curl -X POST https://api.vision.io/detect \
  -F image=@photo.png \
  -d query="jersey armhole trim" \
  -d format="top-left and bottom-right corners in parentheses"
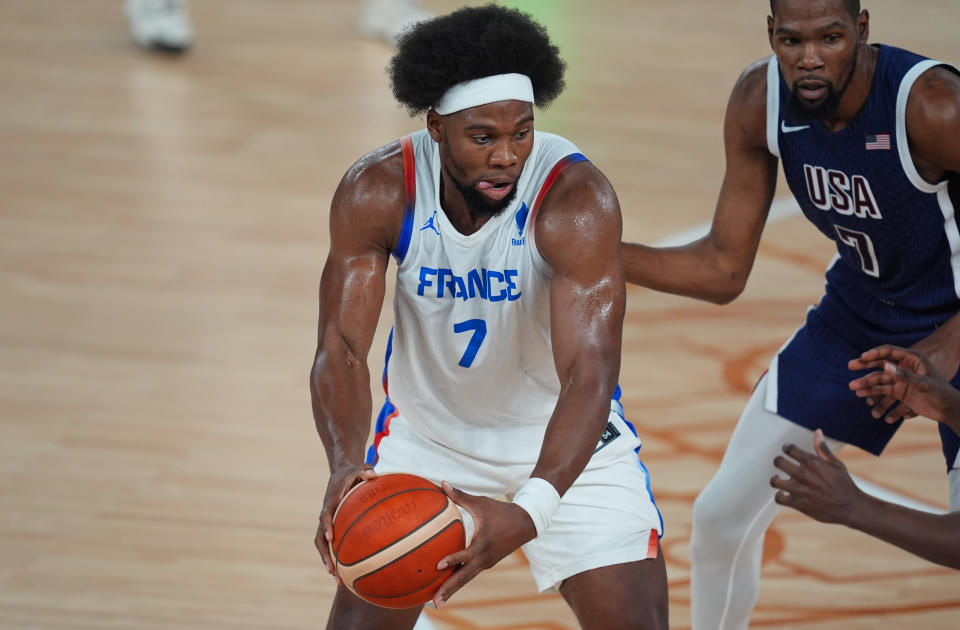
top-left (392, 134), bottom-right (417, 264)
top-left (766, 55), bottom-right (781, 158)
top-left (528, 152), bottom-right (589, 274)
top-left (895, 60), bottom-right (947, 194)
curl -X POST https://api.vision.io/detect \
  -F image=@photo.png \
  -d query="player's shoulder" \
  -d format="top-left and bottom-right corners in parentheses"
top-left (724, 57), bottom-right (773, 149)
top-left (534, 156), bottom-right (620, 257)
top-left (903, 64), bottom-right (960, 176)
top-left (527, 130), bottom-right (616, 224)
top-left (329, 140), bottom-right (406, 248)
top-left (539, 158), bottom-right (617, 223)
top-left (907, 64), bottom-right (960, 126)
top-left (336, 140), bottom-right (405, 209)
top-left (729, 57), bottom-right (771, 113)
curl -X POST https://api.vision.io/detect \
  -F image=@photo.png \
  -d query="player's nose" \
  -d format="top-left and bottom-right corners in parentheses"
top-left (798, 43), bottom-right (824, 71)
top-left (489, 139), bottom-right (518, 168)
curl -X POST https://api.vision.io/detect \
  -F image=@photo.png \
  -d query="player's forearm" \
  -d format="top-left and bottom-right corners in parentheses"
top-left (310, 345), bottom-right (373, 472)
top-left (621, 239), bottom-right (747, 304)
top-left (844, 495), bottom-right (960, 570)
top-left (532, 375), bottom-right (618, 496)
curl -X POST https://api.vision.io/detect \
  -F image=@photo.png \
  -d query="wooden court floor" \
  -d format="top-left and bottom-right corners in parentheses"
top-left (1, 1), bottom-right (958, 628)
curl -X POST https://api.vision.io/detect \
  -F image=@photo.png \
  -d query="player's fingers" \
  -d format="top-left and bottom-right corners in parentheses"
top-left (883, 401), bottom-right (911, 424)
top-left (319, 502), bottom-right (336, 540)
top-left (851, 384), bottom-right (894, 399)
top-left (436, 545), bottom-right (471, 572)
top-left (340, 469), bottom-right (374, 500)
top-left (847, 357), bottom-right (886, 371)
top-left (812, 429), bottom-right (839, 463)
top-left (772, 489), bottom-right (794, 507)
top-left (781, 443), bottom-right (814, 462)
top-left (441, 480), bottom-right (476, 509)
top-left (885, 361), bottom-right (923, 385)
top-left (870, 395), bottom-right (898, 419)
top-left (770, 475), bottom-right (799, 492)
top-left (849, 370), bottom-right (892, 390)
top-left (773, 454), bottom-right (801, 475)
top-left (853, 344), bottom-right (901, 366)
top-left (433, 561), bottom-right (480, 609)
top-left (315, 519), bottom-right (335, 574)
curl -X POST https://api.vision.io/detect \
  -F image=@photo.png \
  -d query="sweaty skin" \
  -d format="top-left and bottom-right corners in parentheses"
top-left (310, 100), bottom-right (666, 625)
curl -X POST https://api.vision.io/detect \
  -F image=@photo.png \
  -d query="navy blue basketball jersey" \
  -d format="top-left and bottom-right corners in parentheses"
top-left (768, 45), bottom-right (960, 332)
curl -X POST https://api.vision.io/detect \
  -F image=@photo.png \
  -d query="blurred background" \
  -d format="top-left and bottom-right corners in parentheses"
top-left (1, 1), bottom-right (958, 628)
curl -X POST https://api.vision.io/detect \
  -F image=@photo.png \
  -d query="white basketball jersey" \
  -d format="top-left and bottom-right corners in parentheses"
top-left (374, 128), bottom-right (638, 465)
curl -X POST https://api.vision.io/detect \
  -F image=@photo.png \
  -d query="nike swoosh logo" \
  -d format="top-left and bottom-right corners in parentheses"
top-left (781, 121), bottom-right (811, 133)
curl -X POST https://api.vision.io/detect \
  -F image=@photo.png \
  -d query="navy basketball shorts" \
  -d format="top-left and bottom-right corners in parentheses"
top-left (766, 293), bottom-right (960, 471)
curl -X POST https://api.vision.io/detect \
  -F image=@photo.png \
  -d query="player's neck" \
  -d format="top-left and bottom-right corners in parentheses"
top-left (820, 44), bottom-right (879, 132)
top-left (438, 171), bottom-right (497, 236)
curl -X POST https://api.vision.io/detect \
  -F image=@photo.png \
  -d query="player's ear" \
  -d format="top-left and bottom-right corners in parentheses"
top-left (857, 10), bottom-right (869, 43)
top-left (427, 109), bottom-right (444, 143)
top-left (766, 15), bottom-right (775, 49)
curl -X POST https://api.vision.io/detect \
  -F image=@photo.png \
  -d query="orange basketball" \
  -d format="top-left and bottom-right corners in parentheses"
top-left (329, 473), bottom-right (466, 609)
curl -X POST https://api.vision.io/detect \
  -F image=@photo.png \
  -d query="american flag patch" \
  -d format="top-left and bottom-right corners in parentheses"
top-left (865, 133), bottom-right (891, 151)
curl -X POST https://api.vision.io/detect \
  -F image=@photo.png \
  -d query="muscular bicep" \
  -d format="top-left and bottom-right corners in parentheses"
top-left (537, 164), bottom-right (625, 387)
top-left (316, 247), bottom-right (387, 362)
top-left (907, 66), bottom-right (960, 179)
top-left (316, 158), bottom-right (401, 360)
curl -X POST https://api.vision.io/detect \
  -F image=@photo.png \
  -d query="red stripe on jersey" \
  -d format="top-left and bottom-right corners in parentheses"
top-left (401, 135), bottom-right (416, 211)
top-left (371, 407), bottom-right (398, 461)
top-left (529, 153), bottom-right (588, 227)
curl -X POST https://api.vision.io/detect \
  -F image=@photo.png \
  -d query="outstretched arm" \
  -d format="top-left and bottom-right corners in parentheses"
top-left (310, 144), bottom-right (403, 577)
top-left (622, 61), bottom-right (778, 304)
top-left (432, 160), bottom-right (627, 606)
top-left (772, 430), bottom-right (960, 570)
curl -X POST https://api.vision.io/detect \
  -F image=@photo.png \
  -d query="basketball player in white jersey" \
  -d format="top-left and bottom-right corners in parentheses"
top-left (310, 6), bottom-right (665, 630)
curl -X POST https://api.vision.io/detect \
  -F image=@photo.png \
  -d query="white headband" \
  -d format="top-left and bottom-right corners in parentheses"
top-left (434, 73), bottom-right (535, 115)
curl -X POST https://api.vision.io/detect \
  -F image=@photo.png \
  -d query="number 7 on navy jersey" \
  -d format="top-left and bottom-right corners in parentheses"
top-left (834, 225), bottom-right (880, 278)
top-left (453, 319), bottom-right (487, 368)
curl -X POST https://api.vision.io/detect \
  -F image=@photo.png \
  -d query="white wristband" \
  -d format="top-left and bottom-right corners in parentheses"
top-left (512, 477), bottom-right (561, 536)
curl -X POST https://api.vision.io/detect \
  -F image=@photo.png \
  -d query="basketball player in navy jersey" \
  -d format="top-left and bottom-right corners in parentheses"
top-left (621, 0), bottom-right (960, 628)
top-left (311, 7), bottom-right (666, 630)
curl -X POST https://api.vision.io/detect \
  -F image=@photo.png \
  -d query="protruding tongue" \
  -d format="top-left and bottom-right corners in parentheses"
top-left (476, 180), bottom-right (513, 200)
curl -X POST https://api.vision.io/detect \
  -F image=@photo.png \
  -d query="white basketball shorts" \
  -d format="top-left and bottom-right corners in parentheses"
top-left (372, 413), bottom-right (664, 593)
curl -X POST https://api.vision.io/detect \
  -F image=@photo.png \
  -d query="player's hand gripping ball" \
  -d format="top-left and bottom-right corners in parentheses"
top-left (329, 473), bottom-right (466, 609)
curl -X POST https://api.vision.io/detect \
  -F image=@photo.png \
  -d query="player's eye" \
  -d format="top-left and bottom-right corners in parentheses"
top-left (825, 33), bottom-right (841, 44)
top-left (472, 135), bottom-right (491, 145)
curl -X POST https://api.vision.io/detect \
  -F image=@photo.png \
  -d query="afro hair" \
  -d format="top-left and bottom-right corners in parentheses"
top-left (389, 4), bottom-right (566, 116)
